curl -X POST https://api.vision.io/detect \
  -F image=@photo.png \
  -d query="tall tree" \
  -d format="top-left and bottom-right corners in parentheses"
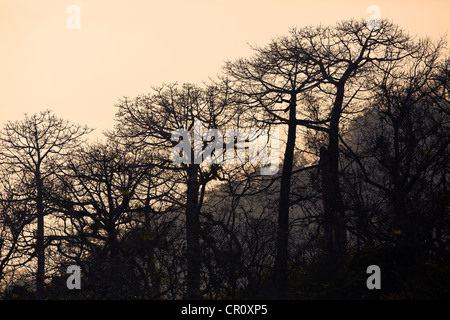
top-left (0, 180), bottom-right (31, 290)
top-left (50, 139), bottom-right (162, 298)
top-left (114, 83), bottom-right (235, 298)
top-left (224, 19), bottom-right (422, 297)
top-left (292, 20), bottom-right (419, 264)
top-left (0, 110), bottom-right (91, 299)
top-left (224, 32), bottom-right (323, 298)
top-left (342, 36), bottom-right (448, 256)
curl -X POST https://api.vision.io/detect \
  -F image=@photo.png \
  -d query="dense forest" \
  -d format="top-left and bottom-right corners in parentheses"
top-left (0, 19), bottom-right (449, 300)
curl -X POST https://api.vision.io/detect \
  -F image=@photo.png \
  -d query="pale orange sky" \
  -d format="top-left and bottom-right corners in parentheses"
top-left (1, 0), bottom-right (449, 138)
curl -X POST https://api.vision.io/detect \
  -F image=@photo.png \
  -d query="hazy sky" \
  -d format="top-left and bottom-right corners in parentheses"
top-left (1, 0), bottom-right (449, 138)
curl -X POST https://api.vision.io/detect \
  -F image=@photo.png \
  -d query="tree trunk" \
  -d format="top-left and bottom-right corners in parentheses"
top-left (274, 96), bottom-right (297, 299)
top-left (143, 192), bottom-right (161, 298)
top-left (107, 219), bottom-right (122, 299)
top-left (35, 171), bottom-right (45, 300)
top-left (320, 146), bottom-right (334, 261)
top-left (185, 164), bottom-right (201, 299)
top-left (321, 86), bottom-right (347, 263)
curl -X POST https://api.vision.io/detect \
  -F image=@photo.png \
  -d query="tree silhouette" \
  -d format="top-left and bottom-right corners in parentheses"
top-left (113, 83), bottom-right (237, 298)
top-left (0, 110), bottom-right (91, 299)
top-left (0, 19), bottom-right (449, 301)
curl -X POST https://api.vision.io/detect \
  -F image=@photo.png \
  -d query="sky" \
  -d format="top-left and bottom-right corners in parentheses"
top-left (1, 0), bottom-right (449, 139)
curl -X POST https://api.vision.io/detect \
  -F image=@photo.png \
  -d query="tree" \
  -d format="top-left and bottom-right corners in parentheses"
top-left (114, 83), bottom-right (236, 298)
top-left (0, 182), bottom-right (31, 292)
top-left (224, 28), bottom-right (324, 298)
top-left (292, 20), bottom-right (422, 265)
top-left (224, 19), bottom-right (426, 297)
top-left (343, 36), bottom-right (448, 256)
top-left (49, 138), bottom-right (166, 298)
top-left (0, 110), bottom-right (91, 299)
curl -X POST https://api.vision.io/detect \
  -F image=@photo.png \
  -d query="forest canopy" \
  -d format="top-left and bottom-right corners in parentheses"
top-left (0, 19), bottom-right (449, 300)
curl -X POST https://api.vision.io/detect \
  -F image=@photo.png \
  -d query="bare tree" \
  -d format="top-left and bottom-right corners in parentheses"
top-left (49, 138), bottom-right (166, 298)
top-left (0, 182), bottom-right (32, 293)
top-left (224, 30), bottom-right (324, 298)
top-left (224, 19), bottom-right (425, 297)
top-left (291, 20), bottom-right (422, 264)
top-left (113, 82), bottom-right (236, 298)
top-left (0, 110), bottom-right (91, 299)
top-left (342, 36), bottom-right (448, 256)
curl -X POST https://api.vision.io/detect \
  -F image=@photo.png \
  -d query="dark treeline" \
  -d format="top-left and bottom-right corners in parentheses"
top-left (0, 19), bottom-right (449, 299)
